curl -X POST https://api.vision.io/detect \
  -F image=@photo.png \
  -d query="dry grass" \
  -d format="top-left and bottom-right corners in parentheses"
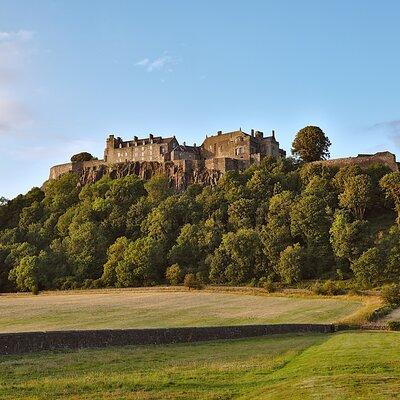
top-left (0, 287), bottom-right (367, 333)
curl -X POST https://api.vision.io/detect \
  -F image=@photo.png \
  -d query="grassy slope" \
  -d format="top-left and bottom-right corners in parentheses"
top-left (1, 332), bottom-right (400, 399)
top-left (0, 289), bottom-right (364, 332)
top-left (248, 331), bottom-right (400, 399)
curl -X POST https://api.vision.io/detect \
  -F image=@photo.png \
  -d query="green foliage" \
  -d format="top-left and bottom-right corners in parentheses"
top-left (70, 152), bottom-right (95, 162)
top-left (339, 174), bottom-right (372, 220)
top-left (183, 273), bottom-right (203, 290)
top-left (209, 228), bottom-right (264, 285)
top-left (166, 264), bottom-right (183, 285)
top-left (381, 284), bottom-right (400, 305)
top-left (351, 247), bottom-right (382, 288)
top-left (380, 172), bottom-right (400, 224)
top-left (1, 146), bottom-right (399, 293)
top-left (291, 126), bottom-right (331, 162)
top-left (8, 251), bottom-right (48, 293)
top-left (330, 210), bottom-right (371, 263)
top-left (312, 280), bottom-right (344, 296)
top-left (277, 243), bottom-right (306, 284)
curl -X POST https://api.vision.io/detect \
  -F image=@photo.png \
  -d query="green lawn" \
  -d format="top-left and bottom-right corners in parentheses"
top-left (1, 332), bottom-right (400, 399)
top-left (0, 289), bottom-right (363, 332)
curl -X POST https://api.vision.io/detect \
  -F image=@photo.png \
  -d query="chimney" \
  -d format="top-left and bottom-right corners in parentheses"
top-left (134, 135), bottom-right (138, 141)
top-left (251, 129), bottom-right (254, 137)
top-left (183, 141), bottom-right (186, 146)
top-left (193, 143), bottom-right (196, 147)
top-left (272, 130), bottom-right (275, 138)
top-left (149, 133), bottom-right (154, 139)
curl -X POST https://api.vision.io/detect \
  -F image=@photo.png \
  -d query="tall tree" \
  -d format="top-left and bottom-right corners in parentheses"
top-left (380, 172), bottom-right (400, 224)
top-left (339, 174), bottom-right (372, 220)
top-left (292, 126), bottom-right (331, 162)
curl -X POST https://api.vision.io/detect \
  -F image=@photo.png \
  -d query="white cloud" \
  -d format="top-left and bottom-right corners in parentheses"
top-left (135, 53), bottom-right (179, 73)
top-left (135, 58), bottom-right (149, 67)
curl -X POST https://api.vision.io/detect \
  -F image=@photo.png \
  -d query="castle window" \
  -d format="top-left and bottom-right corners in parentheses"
top-left (235, 147), bottom-right (244, 156)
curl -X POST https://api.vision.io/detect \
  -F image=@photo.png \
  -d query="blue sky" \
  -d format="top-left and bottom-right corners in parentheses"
top-left (1, 0), bottom-right (399, 198)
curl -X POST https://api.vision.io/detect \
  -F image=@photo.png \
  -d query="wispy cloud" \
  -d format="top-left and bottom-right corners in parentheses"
top-left (135, 53), bottom-right (179, 73)
top-left (135, 58), bottom-right (149, 67)
top-left (370, 119), bottom-right (400, 149)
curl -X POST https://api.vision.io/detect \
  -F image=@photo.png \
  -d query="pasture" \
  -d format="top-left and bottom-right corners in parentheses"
top-left (0, 288), bottom-right (364, 332)
top-left (0, 332), bottom-right (399, 399)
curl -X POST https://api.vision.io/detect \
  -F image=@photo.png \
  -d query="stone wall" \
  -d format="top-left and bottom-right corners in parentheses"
top-left (0, 324), bottom-right (334, 355)
top-left (314, 151), bottom-right (399, 172)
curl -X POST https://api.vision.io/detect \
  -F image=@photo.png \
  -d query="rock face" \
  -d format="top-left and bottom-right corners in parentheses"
top-left (50, 159), bottom-right (223, 190)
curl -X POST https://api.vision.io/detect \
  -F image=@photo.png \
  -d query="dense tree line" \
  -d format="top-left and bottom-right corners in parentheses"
top-left (1, 128), bottom-right (400, 293)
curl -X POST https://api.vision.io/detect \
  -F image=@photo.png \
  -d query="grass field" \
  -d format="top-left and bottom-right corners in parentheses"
top-left (0, 331), bottom-right (399, 399)
top-left (0, 288), bottom-right (364, 332)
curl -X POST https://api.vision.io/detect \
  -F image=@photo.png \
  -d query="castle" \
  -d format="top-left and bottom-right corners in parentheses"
top-left (49, 128), bottom-right (399, 189)
top-left (50, 128), bottom-right (286, 184)
top-left (103, 128), bottom-right (285, 169)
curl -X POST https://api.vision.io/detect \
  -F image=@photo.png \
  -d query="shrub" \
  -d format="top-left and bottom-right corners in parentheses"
top-left (258, 277), bottom-right (276, 293)
top-left (381, 284), bottom-right (400, 305)
top-left (166, 264), bottom-right (183, 285)
top-left (183, 273), bottom-right (203, 290)
top-left (312, 280), bottom-right (344, 296)
top-left (387, 320), bottom-right (400, 331)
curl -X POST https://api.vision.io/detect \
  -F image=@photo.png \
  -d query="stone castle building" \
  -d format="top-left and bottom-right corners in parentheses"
top-left (102, 128), bottom-right (285, 169)
top-left (49, 128), bottom-right (286, 188)
top-left (49, 127), bottom-right (399, 189)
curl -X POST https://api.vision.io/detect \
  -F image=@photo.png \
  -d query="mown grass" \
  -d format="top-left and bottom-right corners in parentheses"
top-left (1, 332), bottom-right (400, 399)
top-left (247, 331), bottom-right (400, 399)
top-left (0, 288), bottom-right (364, 332)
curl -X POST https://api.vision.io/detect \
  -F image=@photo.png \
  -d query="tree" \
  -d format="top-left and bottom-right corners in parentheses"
top-left (144, 174), bottom-right (173, 204)
top-left (277, 243), bottom-right (306, 284)
top-left (8, 251), bottom-right (48, 293)
top-left (351, 247), bottom-right (382, 288)
top-left (292, 126), bottom-right (331, 162)
top-left (70, 152), bottom-right (94, 162)
top-left (228, 198), bottom-right (257, 229)
top-left (330, 210), bottom-right (371, 264)
top-left (166, 264), bottom-right (183, 285)
top-left (339, 174), bottom-right (372, 220)
top-left (208, 228), bottom-right (264, 285)
top-left (380, 172), bottom-right (400, 224)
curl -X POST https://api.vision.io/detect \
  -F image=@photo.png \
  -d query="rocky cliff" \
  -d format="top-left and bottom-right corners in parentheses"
top-left (50, 160), bottom-right (223, 190)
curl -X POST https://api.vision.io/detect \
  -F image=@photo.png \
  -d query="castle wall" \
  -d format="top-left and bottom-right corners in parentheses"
top-left (314, 151), bottom-right (399, 172)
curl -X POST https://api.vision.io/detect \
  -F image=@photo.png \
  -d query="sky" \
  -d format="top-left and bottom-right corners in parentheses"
top-left (1, 0), bottom-right (400, 199)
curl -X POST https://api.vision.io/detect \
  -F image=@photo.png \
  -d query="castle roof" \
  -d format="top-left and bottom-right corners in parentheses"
top-left (172, 144), bottom-right (201, 154)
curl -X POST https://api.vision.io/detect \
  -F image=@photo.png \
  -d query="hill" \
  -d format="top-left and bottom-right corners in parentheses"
top-left (0, 156), bottom-right (399, 293)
